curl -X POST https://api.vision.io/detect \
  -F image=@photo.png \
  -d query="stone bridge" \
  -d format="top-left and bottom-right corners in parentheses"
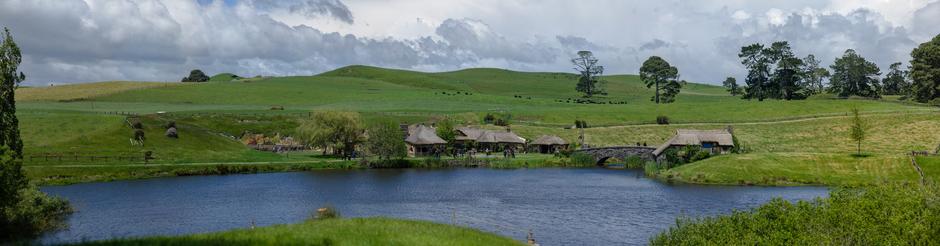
top-left (573, 146), bottom-right (657, 165)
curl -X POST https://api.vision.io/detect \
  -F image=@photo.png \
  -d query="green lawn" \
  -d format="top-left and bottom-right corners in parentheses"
top-left (73, 217), bottom-right (523, 246)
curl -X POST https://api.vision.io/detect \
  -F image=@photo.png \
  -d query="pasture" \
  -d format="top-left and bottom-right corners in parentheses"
top-left (14, 65), bottom-right (940, 185)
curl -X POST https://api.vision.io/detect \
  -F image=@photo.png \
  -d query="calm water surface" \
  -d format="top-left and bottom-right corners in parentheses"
top-left (40, 168), bottom-right (827, 245)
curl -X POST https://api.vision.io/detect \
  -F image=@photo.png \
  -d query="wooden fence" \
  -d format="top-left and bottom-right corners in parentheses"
top-left (27, 152), bottom-right (154, 163)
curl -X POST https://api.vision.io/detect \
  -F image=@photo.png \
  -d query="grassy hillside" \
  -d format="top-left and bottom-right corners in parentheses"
top-left (12, 65), bottom-right (940, 185)
top-left (74, 217), bottom-right (523, 246)
top-left (209, 73), bottom-right (240, 82)
top-left (15, 81), bottom-right (178, 102)
top-left (16, 65), bottom-right (928, 126)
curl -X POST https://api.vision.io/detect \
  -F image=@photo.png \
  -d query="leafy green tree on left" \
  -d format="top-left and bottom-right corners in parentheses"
top-left (0, 27), bottom-right (71, 242)
top-left (365, 119), bottom-right (406, 161)
top-left (639, 56), bottom-right (682, 103)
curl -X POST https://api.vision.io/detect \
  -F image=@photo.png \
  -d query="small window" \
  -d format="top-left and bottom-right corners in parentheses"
top-left (702, 142), bottom-right (714, 148)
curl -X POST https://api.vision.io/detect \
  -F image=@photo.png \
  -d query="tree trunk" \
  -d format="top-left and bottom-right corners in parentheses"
top-left (655, 81), bottom-right (660, 104)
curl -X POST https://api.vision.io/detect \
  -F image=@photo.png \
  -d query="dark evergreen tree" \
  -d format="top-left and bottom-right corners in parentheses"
top-left (881, 62), bottom-right (910, 96)
top-left (829, 49), bottom-right (881, 98)
top-left (910, 34), bottom-right (940, 103)
top-left (639, 56), bottom-right (682, 103)
top-left (181, 69), bottom-right (210, 82)
top-left (722, 77), bottom-right (742, 96)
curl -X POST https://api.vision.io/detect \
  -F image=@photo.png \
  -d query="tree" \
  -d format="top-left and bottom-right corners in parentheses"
top-left (801, 54), bottom-right (830, 94)
top-left (910, 34), bottom-right (940, 103)
top-left (0, 28), bottom-right (24, 158)
top-left (435, 118), bottom-right (456, 154)
top-left (849, 107), bottom-right (867, 156)
top-left (181, 69), bottom-right (210, 82)
top-left (829, 49), bottom-right (881, 98)
top-left (0, 27), bottom-right (71, 242)
top-left (571, 51), bottom-right (606, 98)
top-left (296, 111), bottom-right (365, 160)
top-left (365, 120), bottom-right (406, 161)
top-left (739, 43), bottom-right (772, 101)
top-left (639, 56), bottom-right (682, 103)
top-left (722, 77), bottom-right (743, 96)
top-left (882, 62), bottom-right (910, 96)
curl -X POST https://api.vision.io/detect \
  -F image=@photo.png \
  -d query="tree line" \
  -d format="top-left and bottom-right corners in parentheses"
top-left (728, 34), bottom-right (940, 103)
top-left (571, 33), bottom-right (940, 105)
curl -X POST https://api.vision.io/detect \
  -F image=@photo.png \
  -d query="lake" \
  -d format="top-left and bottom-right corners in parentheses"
top-left (40, 168), bottom-right (827, 245)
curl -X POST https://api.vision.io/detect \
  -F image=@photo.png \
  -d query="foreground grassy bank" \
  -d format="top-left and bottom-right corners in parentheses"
top-left (651, 183), bottom-right (940, 245)
top-left (73, 217), bottom-right (523, 246)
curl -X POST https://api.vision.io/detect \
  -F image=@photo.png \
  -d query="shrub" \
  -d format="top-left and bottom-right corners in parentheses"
top-left (494, 118), bottom-right (510, 126)
top-left (164, 121), bottom-right (176, 129)
top-left (483, 113), bottom-right (496, 124)
top-left (0, 147), bottom-right (72, 242)
top-left (623, 156), bottom-right (646, 169)
top-left (181, 69), bottom-right (210, 82)
top-left (930, 98), bottom-right (940, 107)
top-left (651, 183), bottom-right (940, 245)
top-left (656, 115), bottom-right (670, 125)
top-left (643, 162), bottom-right (662, 176)
top-left (570, 152), bottom-right (595, 166)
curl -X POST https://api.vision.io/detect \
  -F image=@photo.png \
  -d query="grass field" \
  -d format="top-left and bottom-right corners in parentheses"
top-left (74, 217), bottom-right (523, 246)
top-left (13, 65), bottom-right (940, 186)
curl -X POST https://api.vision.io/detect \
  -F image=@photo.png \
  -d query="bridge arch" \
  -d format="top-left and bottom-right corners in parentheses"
top-left (573, 147), bottom-right (656, 166)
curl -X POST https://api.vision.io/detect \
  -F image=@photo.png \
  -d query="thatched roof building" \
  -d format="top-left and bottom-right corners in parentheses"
top-left (531, 135), bottom-right (567, 146)
top-left (405, 124), bottom-right (446, 157)
top-left (405, 125), bottom-right (447, 145)
top-left (530, 135), bottom-right (568, 154)
top-left (475, 130), bottom-right (526, 144)
top-left (653, 128), bottom-right (734, 156)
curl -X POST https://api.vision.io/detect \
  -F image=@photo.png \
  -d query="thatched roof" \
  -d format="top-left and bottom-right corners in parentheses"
top-left (653, 129), bottom-right (734, 156)
top-left (455, 127), bottom-right (486, 141)
top-left (531, 135), bottom-right (567, 146)
top-left (405, 125), bottom-right (447, 145)
top-left (475, 130), bottom-right (526, 144)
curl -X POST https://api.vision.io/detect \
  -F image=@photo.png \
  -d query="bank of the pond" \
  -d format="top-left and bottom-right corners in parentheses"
top-left (70, 217), bottom-right (523, 246)
top-left (651, 153), bottom-right (936, 186)
top-left (27, 154), bottom-right (586, 185)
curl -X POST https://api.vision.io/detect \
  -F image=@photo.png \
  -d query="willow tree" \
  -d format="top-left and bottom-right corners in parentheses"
top-left (571, 51), bottom-right (605, 98)
top-left (296, 111), bottom-right (365, 159)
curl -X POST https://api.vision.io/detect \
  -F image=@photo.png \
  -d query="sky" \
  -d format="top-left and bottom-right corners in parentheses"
top-left (2, 0), bottom-right (939, 86)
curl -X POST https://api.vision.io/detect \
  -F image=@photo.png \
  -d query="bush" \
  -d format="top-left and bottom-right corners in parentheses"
top-left (494, 118), bottom-right (509, 126)
top-left (623, 156), bottom-right (646, 169)
top-left (570, 152), bottom-right (595, 166)
top-left (483, 113), bottom-right (496, 124)
top-left (656, 116), bottom-right (670, 125)
top-left (930, 98), bottom-right (940, 106)
top-left (643, 162), bottom-right (662, 176)
top-left (181, 69), bottom-right (210, 82)
top-left (0, 147), bottom-right (72, 242)
top-left (651, 183), bottom-right (940, 245)
top-left (164, 121), bottom-right (176, 129)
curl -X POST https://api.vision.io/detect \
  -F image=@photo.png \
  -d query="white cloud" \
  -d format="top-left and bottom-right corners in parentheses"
top-left (0, 0), bottom-right (937, 85)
